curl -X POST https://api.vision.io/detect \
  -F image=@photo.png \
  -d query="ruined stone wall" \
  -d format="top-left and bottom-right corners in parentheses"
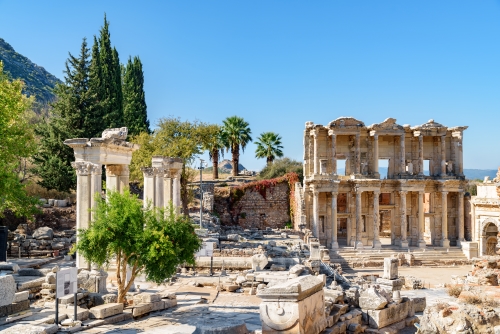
top-left (214, 182), bottom-right (291, 229)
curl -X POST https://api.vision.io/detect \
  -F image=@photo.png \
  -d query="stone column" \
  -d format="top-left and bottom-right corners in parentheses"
top-left (154, 167), bottom-right (165, 209)
top-left (373, 190), bottom-right (381, 249)
top-left (441, 191), bottom-right (450, 247)
top-left (400, 190), bottom-right (409, 248)
top-left (400, 134), bottom-right (406, 175)
top-left (418, 191), bottom-right (426, 248)
top-left (312, 130), bottom-right (318, 175)
top-left (373, 134), bottom-right (379, 178)
top-left (355, 188), bottom-right (363, 249)
top-left (355, 134), bottom-right (361, 174)
top-left (89, 164), bottom-right (102, 220)
top-left (440, 136), bottom-right (446, 178)
top-left (418, 134), bottom-right (424, 175)
top-left (172, 170), bottom-right (182, 213)
top-left (458, 136), bottom-right (464, 176)
top-left (72, 162), bottom-right (95, 270)
top-left (163, 173), bottom-right (173, 208)
top-left (458, 191), bottom-right (465, 246)
top-left (331, 192), bottom-right (338, 249)
top-left (106, 165), bottom-right (124, 192)
top-left (142, 167), bottom-right (155, 208)
top-left (312, 189), bottom-right (320, 238)
top-left (329, 130), bottom-right (337, 175)
top-left (118, 166), bottom-right (130, 192)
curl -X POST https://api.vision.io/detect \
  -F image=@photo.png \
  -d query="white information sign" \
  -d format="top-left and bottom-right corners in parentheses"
top-left (56, 267), bottom-right (78, 298)
top-left (196, 241), bottom-right (214, 257)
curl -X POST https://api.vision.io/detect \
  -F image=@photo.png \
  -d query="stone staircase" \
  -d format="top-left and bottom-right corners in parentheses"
top-left (329, 245), bottom-right (470, 271)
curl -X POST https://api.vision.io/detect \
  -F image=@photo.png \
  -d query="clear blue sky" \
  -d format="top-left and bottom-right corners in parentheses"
top-left (1, 1), bottom-right (499, 171)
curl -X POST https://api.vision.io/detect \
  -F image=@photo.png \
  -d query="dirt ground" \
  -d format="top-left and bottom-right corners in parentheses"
top-left (344, 265), bottom-right (472, 288)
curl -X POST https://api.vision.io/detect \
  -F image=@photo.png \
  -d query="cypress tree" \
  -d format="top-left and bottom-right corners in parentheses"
top-left (87, 35), bottom-right (104, 137)
top-left (33, 38), bottom-right (92, 192)
top-left (123, 56), bottom-right (150, 137)
top-left (98, 15), bottom-right (123, 129)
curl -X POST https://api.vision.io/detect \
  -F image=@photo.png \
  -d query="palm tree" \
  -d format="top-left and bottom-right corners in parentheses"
top-left (255, 132), bottom-right (284, 164)
top-left (205, 126), bottom-right (225, 179)
top-left (221, 116), bottom-right (252, 176)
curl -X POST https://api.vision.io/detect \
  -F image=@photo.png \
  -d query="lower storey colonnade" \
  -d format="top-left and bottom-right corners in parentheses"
top-left (303, 181), bottom-right (466, 249)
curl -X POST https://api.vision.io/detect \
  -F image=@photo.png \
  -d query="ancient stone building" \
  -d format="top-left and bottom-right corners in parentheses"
top-left (469, 169), bottom-right (500, 257)
top-left (295, 117), bottom-right (468, 249)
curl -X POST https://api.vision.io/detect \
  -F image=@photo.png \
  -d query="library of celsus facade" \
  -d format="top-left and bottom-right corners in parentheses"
top-left (295, 117), bottom-right (468, 250)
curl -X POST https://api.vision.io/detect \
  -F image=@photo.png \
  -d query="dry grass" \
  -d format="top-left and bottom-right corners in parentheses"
top-left (24, 181), bottom-right (74, 201)
top-left (447, 285), bottom-right (463, 298)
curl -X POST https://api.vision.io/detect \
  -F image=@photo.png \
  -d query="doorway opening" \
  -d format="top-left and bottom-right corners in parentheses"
top-left (378, 159), bottom-right (389, 179)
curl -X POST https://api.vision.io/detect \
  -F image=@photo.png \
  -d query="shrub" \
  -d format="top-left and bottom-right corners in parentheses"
top-left (447, 285), bottom-right (463, 298)
top-left (258, 158), bottom-right (303, 182)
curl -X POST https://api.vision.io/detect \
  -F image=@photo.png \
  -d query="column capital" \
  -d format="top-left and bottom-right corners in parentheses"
top-left (399, 190), bottom-right (408, 196)
top-left (72, 161), bottom-right (100, 176)
top-left (310, 129), bottom-right (318, 137)
top-left (331, 191), bottom-right (338, 197)
top-left (106, 164), bottom-right (129, 177)
top-left (373, 189), bottom-right (381, 195)
top-left (441, 190), bottom-right (448, 195)
top-left (141, 167), bottom-right (155, 178)
top-left (328, 129), bottom-right (336, 137)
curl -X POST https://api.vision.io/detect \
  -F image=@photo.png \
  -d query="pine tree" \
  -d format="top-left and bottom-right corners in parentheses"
top-left (33, 38), bottom-right (93, 192)
top-left (123, 56), bottom-right (150, 137)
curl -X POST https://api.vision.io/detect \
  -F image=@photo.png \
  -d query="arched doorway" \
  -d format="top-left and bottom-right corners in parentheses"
top-left (482, 221), bottom-right (499, 256)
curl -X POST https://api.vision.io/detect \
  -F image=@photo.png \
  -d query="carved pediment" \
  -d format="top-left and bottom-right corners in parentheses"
top-left (367, 118), bottom-right (404, 133)
top-left (327, 117), bottom-right (365, 129)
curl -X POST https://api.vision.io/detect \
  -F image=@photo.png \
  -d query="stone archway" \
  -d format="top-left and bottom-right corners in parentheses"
top-left (480, 219), bottom-right (499, 256)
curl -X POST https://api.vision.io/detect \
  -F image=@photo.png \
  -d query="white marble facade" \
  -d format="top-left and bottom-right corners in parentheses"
top-left (295, 117), bottom-right (469, 250)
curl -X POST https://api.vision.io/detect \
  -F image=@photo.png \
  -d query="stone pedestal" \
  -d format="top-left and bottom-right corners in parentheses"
top-left (383, 258), bottom-right (398, 280)
top-left (363, 298), bottom-right (413, 329)
top-left (441, 238), bottom-right (450, 248)
top-left (400, 240), bottom-right (409, 248)
top-left (257, 275), bottom-right (326, 334)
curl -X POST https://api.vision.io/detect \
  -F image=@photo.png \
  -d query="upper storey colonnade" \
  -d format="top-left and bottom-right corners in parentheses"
top-left (304, 117), bottom-right (467, 180)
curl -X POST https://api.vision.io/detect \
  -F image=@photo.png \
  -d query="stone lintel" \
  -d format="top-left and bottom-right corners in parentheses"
top-left (257, 275), bottom-right (324, 302)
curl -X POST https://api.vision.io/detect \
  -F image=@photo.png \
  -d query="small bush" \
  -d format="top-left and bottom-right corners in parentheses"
top-left (447, 285), bottom-right (463, 298)
top-left (464, 295), bottom-right (482, 305)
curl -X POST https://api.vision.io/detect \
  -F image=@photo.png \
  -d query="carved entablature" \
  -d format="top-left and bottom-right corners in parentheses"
top-left (102, 127), bottom-right (128, 140)
top-left (326, 117), bottom-right (365, 134)
top-left (367, 118), bottom-right (404, 136)
top-left (106, 164), bottom-right (130, 177)
top-left (472, 198), bottom-right (500, 207)
top-left (411, 119), bottom-right (448, 136)
top-left (141, 167), bottom-right (155, 178)
top-left (449, 126), bottom-right (468, 140)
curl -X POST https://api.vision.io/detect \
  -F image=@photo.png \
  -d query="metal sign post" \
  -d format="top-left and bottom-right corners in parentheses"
top-left (55, 267), bottom-right (78, 325)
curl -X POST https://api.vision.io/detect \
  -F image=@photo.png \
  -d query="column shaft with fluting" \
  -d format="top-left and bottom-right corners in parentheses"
top-left (312, 190), bottom-right (319, 238)
top-left (373, 190), bottom-right (381, 248)
top-left (355, 189), bottom-right (363, 248)
top-left (331, 192), bottom-right (338, 249)
top-left (441, 191), bottom-right (450, 247)
top-left (418, 191), bottom-right (426, 248)
top-left (400, 190), bottom-right (408, 248)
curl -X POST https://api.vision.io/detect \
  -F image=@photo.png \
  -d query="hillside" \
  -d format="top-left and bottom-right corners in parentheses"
top-left (0, 38), bottom-right (61, 106)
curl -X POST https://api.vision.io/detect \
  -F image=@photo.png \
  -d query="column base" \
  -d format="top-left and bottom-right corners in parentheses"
top-left (400, 240), bottom-right (409, 249)
top-left (441, 238), bottom-right (450, 248)
top-left (457, 239), bottom-right (465, 247)
top-left (373, 240), bottom-right (382, 249)
top-left (331, 241), bottom-right (339, 250)
top-left (355, 241), bottom-right (364, 249)
top-left (417, 240), bottom-right (426, 248)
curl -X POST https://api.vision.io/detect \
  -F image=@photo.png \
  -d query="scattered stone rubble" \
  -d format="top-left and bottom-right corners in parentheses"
top-left (7, 224), bottom-right (76, 257)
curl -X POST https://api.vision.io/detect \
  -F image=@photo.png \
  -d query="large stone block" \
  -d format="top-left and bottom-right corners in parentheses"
top-left (383, 258), bottom-right (398, 280)
top-left (251, 254), bottom-right (269, 270)
top-left (133, 303), bottom-right (153, 317)
top-left (365, 299), bottom-right (413, 329)
top-left (258, 275), bottom-right (326, 334)
top-left (1, 323), bottom-right (58, 334)
top-left (0, 299), bottom-right (30, 317)
top-left (13, 291), bottom-right (30, 303)
top-left (0, 275), bottom-right (16, 307)
top-left (0, 262), bottom-right (20, 273)
top-left (33, 226), bottom-right (54, 240)
top-left (89, 303), bottom-right (124, 319)
top-left (164, 298), bottom-right (177, 309)
top-left (359, 287), bottom-right (388, 310)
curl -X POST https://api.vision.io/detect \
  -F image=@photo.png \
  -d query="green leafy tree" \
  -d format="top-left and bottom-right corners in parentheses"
top-left (221, 116), bottom-right (252, 176)
top-left (33, 39), bottom-right (93, 192)
top-left (76, 190), bottom-right (201, 303)
top-left (130, 117), bottom-right (217, 214)
top-left (258, 157), bottom-right (303, 182)
top-left (0, 61), bottom-right (39, 217)
top-left (255, 131), bottom-right (284, 164)
top-left (122, 56), bottom-right (150, 136)
top-left (203, 125), bottom-right (225, 180)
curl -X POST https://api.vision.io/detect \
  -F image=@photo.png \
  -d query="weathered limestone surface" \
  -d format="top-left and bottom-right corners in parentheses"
top-left (258, 275), bottom-right (326, 334)
top-left (132, 303), bottom-right (153, 317)
top-left (89, 303), bottom-right (124, 319)
top-left (358, 287), bottom-right (388, 310)
top-left (364, 299), bottom-right (413, 329)
top-left (0, 275), bottom-right (16, 307)
top-left (383, 258), bottom-right (398, 279)
top-left (13, 291), bottom-right (29, 303)
top-left (0, 299), bottom-right (30, 317)
top-left (1, 323), bottom-right (59, 334)
top-left (251, 254), bottom-right (269, 270)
